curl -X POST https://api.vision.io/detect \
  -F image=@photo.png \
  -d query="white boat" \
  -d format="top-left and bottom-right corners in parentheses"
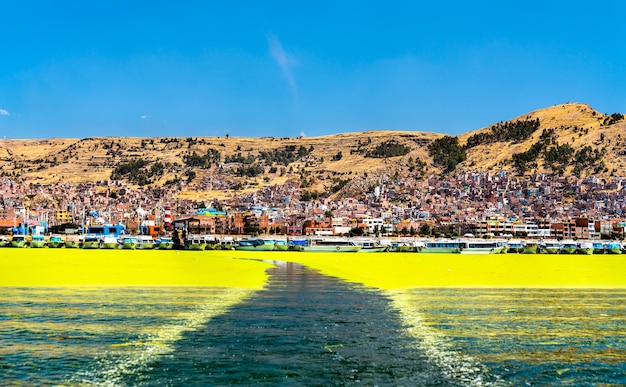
top-left (0, 235), bottom-right (11, 247)
top-left (460, 239), bottom-right (507, 254)
top-left (300, 238), bottom-right (361, 252)
top-left (577, 241), bottom-right (593, 255)
top-left (419, 239), bottom-right (462, 253)
top-left (560, 239), bottom-right (577, 254)
top-left (101, 235), bottom-right (118, 249)
top-left (11, 235), bottom-right (27, 248)
top-left (136, 235), bottom-right (155, 249)
top-left (353, 238), bottom-right (389, 252)
top-left (506, 239), bottom-right (524, 253)
top-left (541, 239), bottom-right (561, 254)
top-left (522, 240), bottom-right (538, 254)
top-left (184, 234), bottom-right (207, 250)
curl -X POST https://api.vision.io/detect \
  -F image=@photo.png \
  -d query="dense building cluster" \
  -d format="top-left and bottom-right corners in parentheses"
top-left (1, 170), bottom-right (626, 239)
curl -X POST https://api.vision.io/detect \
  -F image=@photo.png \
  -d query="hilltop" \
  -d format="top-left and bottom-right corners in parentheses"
top-left (1, 103), bottom-right (624, 202)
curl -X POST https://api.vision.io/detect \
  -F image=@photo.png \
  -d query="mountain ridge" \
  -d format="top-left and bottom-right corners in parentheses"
top-left (1, 102), bottom-right (624, 202)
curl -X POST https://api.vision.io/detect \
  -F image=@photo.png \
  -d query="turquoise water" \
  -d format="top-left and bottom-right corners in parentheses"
top-left (1, 263), bottom-right (625, 385)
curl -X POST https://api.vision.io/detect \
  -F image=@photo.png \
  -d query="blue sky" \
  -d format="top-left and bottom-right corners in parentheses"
top-left (1, 1), bottom-right (625, 139)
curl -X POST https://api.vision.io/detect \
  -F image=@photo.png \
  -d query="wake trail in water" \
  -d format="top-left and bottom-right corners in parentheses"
top-left (118, 262), bottom-right (498, 386)
top-left (69, 288), bottom-right (256, 386)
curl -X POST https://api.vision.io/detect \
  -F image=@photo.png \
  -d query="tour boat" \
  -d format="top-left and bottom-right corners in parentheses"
top-left (419, 239), bottom-right (462, 253)
top-left (120, 236), bottom-right (138, 249)
top-left (592, 241), bottom-right (605, 254)
top-left (300, 238), bottom-right (361, 252)
top-left (82, 234), bottom-right (101, 249)
top-left (522, 240), bottom-right (538, 254)
top-left (101, 235), bottom-right (119, 249)
top-left (11, 234), bottom-right (27, 248)
top-left (559, 239), bottom-right (578, 254)
top-left (0, 235), bottom-right (11, 247)
top-left (605, 241), bottom-right (621, 254)
top-left (184, 235), bottom-right (207, 250)
top-left (235, 238), bottom-right (276, 251)
top-left (273, 238), bottom-right (289, 251)
top-left (353, 238), bottom-right (389, 252)
top-left (287, 238), bottom-right (308, 251)
top-left (64, 235), bottom-right (80, 248)
top-left (541, 239), bottom-right (561, 254)
top-left (48, 235), bottom-right (64, 248)
top-left (460, 239), bottom-right (507, 254)
top-left (30, 234), bottom-right (46, 248)
top-left (219, 237), bottom-right (236, 250)
top-left (506, 239), bottom-right (524, 253)
top-left (136, 235), bottom-right (155, 249)
top-left (577, 241), bottom-right (594, 255)
top-left (156, 236), bottom-right (174, 250)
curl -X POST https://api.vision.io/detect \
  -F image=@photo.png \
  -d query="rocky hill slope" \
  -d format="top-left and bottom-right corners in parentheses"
top-left (1, 103), bottom-right (624, 201)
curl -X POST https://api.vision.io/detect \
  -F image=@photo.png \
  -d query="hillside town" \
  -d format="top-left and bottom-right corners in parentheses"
top-left (1, 168), bottom-right (626, 241)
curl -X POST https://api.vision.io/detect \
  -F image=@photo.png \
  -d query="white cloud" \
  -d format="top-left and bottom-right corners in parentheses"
top-left (268, 34), bottom-right (297, 94)
top-left (0, 109), bottom-right (10, 116)
top-left (141, 114), bottom-right (151, 119)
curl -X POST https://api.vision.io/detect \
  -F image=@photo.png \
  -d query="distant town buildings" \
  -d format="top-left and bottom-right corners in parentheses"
top-left (1, 171), bottom-right (626, 239)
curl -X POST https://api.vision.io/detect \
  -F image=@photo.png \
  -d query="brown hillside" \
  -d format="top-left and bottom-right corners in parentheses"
top-left (458, 103), bottom-right (626, 176)
top-left (1, 103), bottom-right (624, 201)
top-left (0, 131), bottom-right (441, 200)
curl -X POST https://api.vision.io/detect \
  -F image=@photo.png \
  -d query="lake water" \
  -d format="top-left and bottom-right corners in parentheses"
top-left (1, 261), bottom-right (625, 386)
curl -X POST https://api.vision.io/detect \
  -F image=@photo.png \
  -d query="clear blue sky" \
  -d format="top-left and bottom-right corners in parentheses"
top-left (1, 1), bottom-right (625, 139)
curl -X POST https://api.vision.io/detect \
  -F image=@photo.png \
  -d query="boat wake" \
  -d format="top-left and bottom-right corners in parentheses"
top-left (386, 290), bottom-right (502, 387)
top-left (68, 288), bottom-right (256, 386)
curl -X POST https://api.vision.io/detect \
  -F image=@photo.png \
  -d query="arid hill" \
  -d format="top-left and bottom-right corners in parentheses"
top-left (1, 102), bottom-right (624, 200)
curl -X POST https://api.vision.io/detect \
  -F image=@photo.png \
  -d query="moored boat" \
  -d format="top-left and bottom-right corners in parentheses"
top-left (0, 235), bottom-right (11, 247)
top-left (592, 240), bottom-right (605, 254)
top-left (559, 239), bottom-right (577, 254)
top-left (541, 239), bottom-right (561, 254)
top-left (420, 239), bottom-right (462, 253)
top-left (577, 241), bottom-right (594, 255)
top-left (273, 238), bottom-right (289, 251)
top-left (506, 239), bottom-right (524, 253)
top-left (605, 241), bottom-right (621, 254)
top-left (101, 235), bottom-right (119, 249)
top-left (136, 235), bottom-right (155, 249)
top-left (30, 234), bottom-right (46, 248)
top-left (156, 236), bottom-right (174, 250)
top-left (121, 236), bottom-right (138, 250)
top-left (287, 238), bottom-right (308, 251)
top-left (353, 238), bottom-right (389, 252)
top-left (64, 235), bottom-right (80, 248)
top-left (522, 240), bottom-right (538, 254)
top-left (460, 239), bottom-right (507, 254)
top-left (300, 238), bottom-right (361, 252)
top-left (11, 234), bottom-right (27, 248)
top-left (235, 238), bottom-right (276, 251)
top-left (48, 235), bottom-right (64, 248)
top-left (82, 234), bottom-right (101, 249)
top-left (184, 235), bottom-right (207, 250)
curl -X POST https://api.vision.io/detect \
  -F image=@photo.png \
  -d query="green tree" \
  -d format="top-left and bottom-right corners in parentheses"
top-left (428, 136), bottom-right (466, 172)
